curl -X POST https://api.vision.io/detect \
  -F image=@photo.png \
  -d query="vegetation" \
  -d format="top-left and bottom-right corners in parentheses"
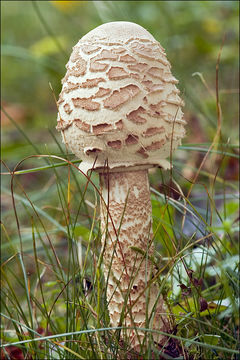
top-left (1, 1), bottom-right (239, 359)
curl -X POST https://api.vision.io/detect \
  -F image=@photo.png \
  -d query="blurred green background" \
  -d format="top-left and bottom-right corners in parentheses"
top-left (1, 4), bottom-right (239, 356)
top-left (1, 0), bottom-right (239, 165)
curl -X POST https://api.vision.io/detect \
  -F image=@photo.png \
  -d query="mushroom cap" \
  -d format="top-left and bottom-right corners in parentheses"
top-left (57, 21), bottom-right (186, 173)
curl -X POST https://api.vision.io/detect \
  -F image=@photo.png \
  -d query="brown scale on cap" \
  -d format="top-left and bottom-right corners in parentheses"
top-left (142, 80), bottom-right (159, 91)
top-left (147, 66), bottom-right (165, 80)
top-left (145, 83), bottom-right (164, 94)
top-left (72, 97), bottom-right (100, 111)
top-left (74, 119), bottom-right (90, 132)
top-left (92, 123), bottom-right (114, 135)
top-left (90, 60), bottom-right (108, 72)
top-left (91, 120), bottom-right (122, 135)
top-left (94, 49), bottom-right (119, 61)
top-left (149, 101), bottom-right (167, 115)
top-left (85, 147), bottom-right (102, 155)
top-left (115, 119), bottom-right (123, 130)
top-left (80, 77), bottom-right (105, 88)
top-left (103, 84), bottom-right (140, 110)
top-left (129, 40), bottom-right (169, 65)
top-left (142, 126), bottom-right (165, 137)
top-left (63, 103), bottom-right (72, 115)
top-left (90, 49), bottom-right (119, 72)
top-left (111, 47), bottom-right (126, 54)
top-left (81, 44), bottom-right (100, 54)
top-left (56, 119), bottom-right (71, 131)
top-left (125, 134), bottom-right (139, 145)
top-left (136, 147), bottom-right (149, 158)
top-left (128, 63), bottom-right (148, 73)
top-left (119, 54), bottom-right (136, 63)
top-left (127, 106), bottom-right (147, 124)
top-left (66, 56), bottom-right (87, 76)
top-left (107, 140), bottom-right (122, 149)
top-left (145, 139), bottom-right (166, 151)
top-left (63, 82), bottom-right (79, 93)
top-left (93, 87), bottom-right (111, 98)
top-left (130, 73), bottom-right (141, 80)
top-left (107, 66), bottom-right (129, 80)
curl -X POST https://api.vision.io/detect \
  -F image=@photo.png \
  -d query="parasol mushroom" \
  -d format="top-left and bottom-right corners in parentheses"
top-left (56, 21), bottom-right (185, 350)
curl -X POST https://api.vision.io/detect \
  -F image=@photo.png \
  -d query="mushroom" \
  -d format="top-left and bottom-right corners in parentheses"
top-left (57, 21), bottom-right (185, 350)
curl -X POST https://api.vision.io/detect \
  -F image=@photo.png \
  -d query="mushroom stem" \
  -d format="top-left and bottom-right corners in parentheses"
top-left (99, 169), bottom-right (169, 349)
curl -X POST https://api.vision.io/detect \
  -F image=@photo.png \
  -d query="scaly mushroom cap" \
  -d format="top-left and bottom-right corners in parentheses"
top-left (57, 21), bottom-right (186, 173)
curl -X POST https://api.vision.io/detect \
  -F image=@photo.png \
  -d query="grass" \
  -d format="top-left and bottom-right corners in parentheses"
top-left (1, 112), bottom-right (239, 359)
top-left (1, 1), bottom-right (239, 359)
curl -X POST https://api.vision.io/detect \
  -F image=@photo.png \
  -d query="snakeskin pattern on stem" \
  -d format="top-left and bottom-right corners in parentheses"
top-left (100, 169), bottom-right (169, 349)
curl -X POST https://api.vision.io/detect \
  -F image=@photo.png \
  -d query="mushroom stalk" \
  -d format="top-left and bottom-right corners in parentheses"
top-left (99, 169), bottom-right (168, 348)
